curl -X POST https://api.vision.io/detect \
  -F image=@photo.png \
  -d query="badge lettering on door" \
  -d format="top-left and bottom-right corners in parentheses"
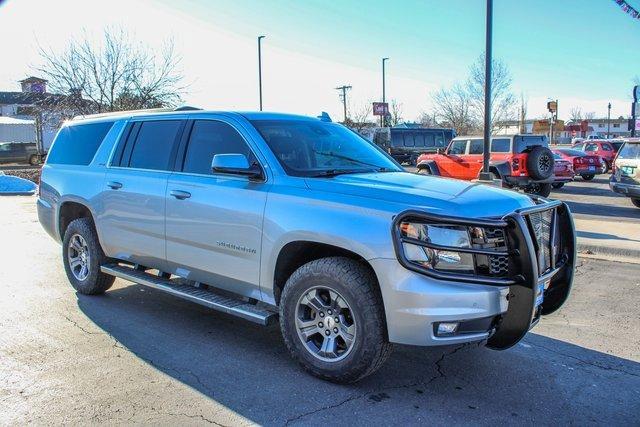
top-left (216, 241), bottom-right (257, 254)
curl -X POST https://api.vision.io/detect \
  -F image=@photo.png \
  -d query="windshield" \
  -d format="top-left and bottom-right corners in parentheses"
top-left (617, 143), bottom-right (640, 160)
top-left (250, 120), bottom-right (402, 177)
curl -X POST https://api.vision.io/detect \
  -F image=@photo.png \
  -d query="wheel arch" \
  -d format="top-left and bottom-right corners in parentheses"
top-left (488, 161), bottom-right (511, 179)
top-left (416, 160), bottom-right (440, 175)
top-left (57, 198), bottom-right (96, 241)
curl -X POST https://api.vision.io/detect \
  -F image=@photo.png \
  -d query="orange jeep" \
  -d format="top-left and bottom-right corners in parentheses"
top-left (416, 134), bottom-right (555, 197)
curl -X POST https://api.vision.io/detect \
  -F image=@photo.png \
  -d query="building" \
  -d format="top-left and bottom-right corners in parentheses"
top-left (566, 118), bottom-right (631, 138)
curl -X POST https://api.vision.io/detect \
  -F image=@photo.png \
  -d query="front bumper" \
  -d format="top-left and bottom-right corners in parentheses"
top-left (610, 176), bottom-right (640, 198)
top-left (377, 200), bottom-right (576, 349)
top-left (504, 175), bottom-right (555, 187)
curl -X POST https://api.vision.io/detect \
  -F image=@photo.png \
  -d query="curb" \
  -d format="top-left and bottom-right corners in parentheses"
top-left (577, 243), bottom-right (640, 264)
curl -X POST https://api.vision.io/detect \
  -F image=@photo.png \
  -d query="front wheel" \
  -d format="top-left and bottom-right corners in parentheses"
top-left (581, 174), bottom-right (595, 181)
top-left (525, 182), bottom-right (552, 197)
top-left (417, 167), bottom-right (431, 175)
top-left (632, 198), bottom-right (640, 209)
top-left (600, 161), bottom-right (609, 174)
top-left (551, 182), bottom-right (565, 189)
top-left (279, 257), bottom-right (392, 383)
top-left (62, 217), bottom-right (115, 295)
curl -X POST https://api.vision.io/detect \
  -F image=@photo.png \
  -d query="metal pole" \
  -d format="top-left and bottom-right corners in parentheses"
top-left (258, 35), bottom-right (265, 111)
top-left (479, 0), bottom-right (493, 181)
top-left (607, 103), bottom-right (611, 139)
top-left (335, 85), bottom-right (351, 122)
top-left (382, 57), bottom-right (388, 127)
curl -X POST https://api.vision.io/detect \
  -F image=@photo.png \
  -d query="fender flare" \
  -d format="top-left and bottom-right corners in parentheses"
top-left (488, 161), bottom-right (511, 179)
top-left (416, 160), bottom-right (440, 175)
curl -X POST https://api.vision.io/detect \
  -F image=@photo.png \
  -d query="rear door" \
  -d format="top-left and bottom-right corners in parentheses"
top-left (465, 138), bottom-right (485, 178)
top-left (164, 116), bottom-right (270, 300)
top-left (99, 118), bottom-right (185, 271)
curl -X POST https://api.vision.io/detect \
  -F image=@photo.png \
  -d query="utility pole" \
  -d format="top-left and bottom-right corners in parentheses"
top-left (382, 57), bottom-right (389, 127)
top-left (607, 102), bottom-right (611, 139)
top-left (478, 0), bottom-right (493, 182)
top-left (335, 85), bottom-right (352, 123)
top-left (258, 35), bottom-right (266, 111)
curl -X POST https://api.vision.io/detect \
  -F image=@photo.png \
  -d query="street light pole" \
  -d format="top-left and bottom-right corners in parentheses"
top-left (382, 57), bottom-right (389, 127)
top-left (479, 0), bottom-right (493, 181)
top-left (607, 102), bottom-right (611, 139)
top-left (258, 35), bottom-right (266, 111)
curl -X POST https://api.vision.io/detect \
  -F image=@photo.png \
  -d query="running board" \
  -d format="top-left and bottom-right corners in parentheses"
top-left (100, 264), bottom-right (277, 325)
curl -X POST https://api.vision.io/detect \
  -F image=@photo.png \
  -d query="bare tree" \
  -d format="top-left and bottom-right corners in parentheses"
top-left (584, 111), bottom-right (596, 120)
top-left (36, 27), bottom-right (185, 117)
top-left (431, 83), bottom-right (476, 135)
top-left (389, 99), bottom-right (403, 126)
top-left (519, 93), bottom-right (528, 133)
top-left (569, 106), bottom-right (583, 122)
top-left (345, 102), bottom-right (373, 132)
top-left (417, 111), bottom-right (437, 127)
top-left (467, 54), bottom-right (517, 133)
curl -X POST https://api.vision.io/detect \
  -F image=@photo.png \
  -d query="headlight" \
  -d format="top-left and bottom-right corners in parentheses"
top-left (398, 221), bottom-right (508, 277)
top-left (400, 222), bottom-right (475, 274)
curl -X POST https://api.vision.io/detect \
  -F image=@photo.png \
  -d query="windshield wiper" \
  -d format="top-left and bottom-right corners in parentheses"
top-left (312, 150), bottom-right (387, 169)
top-left (309, 168), bottom-right (374, 177)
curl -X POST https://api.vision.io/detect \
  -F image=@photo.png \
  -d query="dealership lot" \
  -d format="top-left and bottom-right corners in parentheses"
top-left (1, 194), bottom-right (638, 425)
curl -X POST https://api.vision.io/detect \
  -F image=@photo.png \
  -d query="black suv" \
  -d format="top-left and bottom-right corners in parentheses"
top-left (0, 142), bottom-right (40, 165)
top-left (384, 128), bottom-right (455, 165)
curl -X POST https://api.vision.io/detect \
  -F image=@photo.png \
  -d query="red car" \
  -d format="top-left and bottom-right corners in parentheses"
top-left (571, 140), bottom-right (617, 173)
top-left (553, 148), bottom-right (603, 181)
top-left (551, 153), bottom-right (574, 189)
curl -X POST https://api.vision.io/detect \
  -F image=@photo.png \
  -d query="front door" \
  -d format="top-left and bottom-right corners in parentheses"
top-left (438, 139), bottom-right (469, 178)
top-left (98, 119), bottom-right (185, 271)
top-left (164, 118), bottom-right (270, 300)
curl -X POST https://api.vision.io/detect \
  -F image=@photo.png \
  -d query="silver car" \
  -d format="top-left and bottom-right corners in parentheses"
top-left (37, 109), bottom-right (576, 383)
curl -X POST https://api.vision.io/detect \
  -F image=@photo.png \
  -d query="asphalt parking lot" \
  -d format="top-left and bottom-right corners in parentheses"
top-left (1, 195), bottom-right (639, 425)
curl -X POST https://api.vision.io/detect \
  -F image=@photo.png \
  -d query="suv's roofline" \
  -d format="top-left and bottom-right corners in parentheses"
top-left (452, 134), bottom-right (548, 140)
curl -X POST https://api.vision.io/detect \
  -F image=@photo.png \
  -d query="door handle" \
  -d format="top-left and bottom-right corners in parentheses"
top-left (170, 190), bottom-right (191, 200)
top-left (107, 181), bottom-right (123, 190)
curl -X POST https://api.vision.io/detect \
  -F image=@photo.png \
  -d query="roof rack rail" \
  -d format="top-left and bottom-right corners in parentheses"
top-left (174, 105), bottom-right (202, 111)
top-left (72, 105), bottom-right (202, 120)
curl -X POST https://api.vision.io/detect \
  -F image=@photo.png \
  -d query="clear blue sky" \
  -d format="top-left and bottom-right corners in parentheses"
top-left (1, 0), bottom-right (639, 120)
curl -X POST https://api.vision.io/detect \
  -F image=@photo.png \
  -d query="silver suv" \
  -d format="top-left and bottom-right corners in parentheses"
top-left (37, 109), bottom-right (576, 383)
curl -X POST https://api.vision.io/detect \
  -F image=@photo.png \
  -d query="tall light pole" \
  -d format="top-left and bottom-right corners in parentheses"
top-left (607, 102), bottom-right (611, 139)
top-left (335, 85), bottom-right (352, 123)
top-left (258, 35), bottom-right (266, 111)
top-left (479, 0), bottom-right (493, 182)
top-left (382, 57), bottom-right (389, 127)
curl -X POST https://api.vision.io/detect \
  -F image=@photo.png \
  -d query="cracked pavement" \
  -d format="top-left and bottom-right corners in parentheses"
top-left (1, 196), bottom-right (639, 425)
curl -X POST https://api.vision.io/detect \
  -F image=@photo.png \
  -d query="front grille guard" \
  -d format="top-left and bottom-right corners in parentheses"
top-left (392, 198), bottom-right (577, 349)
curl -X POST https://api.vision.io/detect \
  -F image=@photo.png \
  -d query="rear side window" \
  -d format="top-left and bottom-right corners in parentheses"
top-left (127, 120), bottom-right (183, 171)
top-left (585, 143), bottom-right (598, 151)
top-left (468, 139), bottom-right (484, 154)
top-left (47, 121), bottom-right (114, 165)
top-left (182, 120), bottom-right (255, 175)
top-left (514, 136), bottom-right (548, 153)
top-left (491, 138), bottom-right (510, 152)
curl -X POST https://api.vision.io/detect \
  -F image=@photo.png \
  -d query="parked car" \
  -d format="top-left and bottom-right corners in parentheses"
top-left (553, 148), bottom-right (603, 181)
top-left (0, 141), bottom-right (40, 165)
top-left (385, 127), bottom-right (455, 165)
top-left (571, 140), bottom-right (617, 173)
top-left (416, 134), bottom-right (555, 197)
top-left (551, 153), bottom-right (575, 189)
top-left (610, 138), bottom-right (640, 209)
top-left (37, 109), bottom-right (576, 383)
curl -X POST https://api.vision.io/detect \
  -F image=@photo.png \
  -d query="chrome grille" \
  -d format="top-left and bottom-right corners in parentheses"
top-left (527, 209), bottom-right (554, 273)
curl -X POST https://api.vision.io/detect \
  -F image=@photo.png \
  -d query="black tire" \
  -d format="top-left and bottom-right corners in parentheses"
top-left (581, 174), bottom-right (595, 181)
top-left (525, 182), bottom-right (552, 197)
top-left (526, 146), bottom-right (554, 180)
top-left (600, 161), bottom-right (609, 174)
top-left (417, 167), bottom-right (431, 175)
top-left (62, 217), bottom-right (115, 295)
top-left (551, 182), bottom-right (565, 189)
top-left (632, 199), bottom-right (640, 209)
top-left (279, 257), bottom-right (392, 383)
top-left (28, 154), bottom-right (39, 166)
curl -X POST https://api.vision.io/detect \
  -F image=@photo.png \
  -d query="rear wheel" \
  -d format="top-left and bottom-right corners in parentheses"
top-left (417, 167), bottom-right (431, 175)
top-left (279, 257), bottom-right (392, 383)
top-left (28, 154), bottom-right (39, 165)
top-left (62, 217), bottom-right (115, 295)
top-left (551, 182), bottom-right (565, 189)
top-left (632, 199), bottom-right (640, 209)
top-left (600, 161), bottom-right (609, 174)
top-left (526, 146), bottom-right (554, 180)
top-left (581, 174), bottom-right (595, 181)
top-left (525, 182), bottom-right (552, 197)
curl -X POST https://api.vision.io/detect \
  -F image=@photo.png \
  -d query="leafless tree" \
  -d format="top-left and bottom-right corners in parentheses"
top-left (389, 99), bottom-right (403, 126)
top-left (417, 111), bottom-right (437, 127)
top-left (584, 111), bottom-right (596, 120)
top-left (345, 102), bottom-right (373, 132)
top-left (467, 54), bottom-right (517, 133)
top-left (519, 93), bottom-right (528, 133)
top-left (36, 27), bottom-right (185, 117)
top-left (431, 83), bottom-right (477, 135)
top-left (569, 106), bottom-right (583, 122)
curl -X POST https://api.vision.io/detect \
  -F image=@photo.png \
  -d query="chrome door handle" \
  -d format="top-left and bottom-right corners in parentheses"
top-left (107, 181), bottom-right (123, 190)
top-left (170, 190), bottom-right (191, 200)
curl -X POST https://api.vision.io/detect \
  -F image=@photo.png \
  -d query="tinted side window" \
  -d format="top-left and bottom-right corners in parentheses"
top-left (491, 138), bottom-right (510, 152)
top-left (47, 121), bottom-right (114, 165)
top-left (602, 144), bottom-right (613, 151)
top-left (128, 120), bottom-right (183, 171)
top-left (468, 139), bottom-right (484, 154)
top-left (585, 143), bottom-right (598, 151)
top-left (183, 120), bottom-right (255, 175)
top-left (448, 140), bottom-right (467, 154)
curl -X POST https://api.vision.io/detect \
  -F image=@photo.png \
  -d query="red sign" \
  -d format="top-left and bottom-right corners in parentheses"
top-left (373, 102), bottom-right (388, 116)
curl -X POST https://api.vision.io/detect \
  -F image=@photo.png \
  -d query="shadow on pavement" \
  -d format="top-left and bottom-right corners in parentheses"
top-left (76, 283), bottom-right (640, 425)
top-left (563, 199), bottom-right (640, 220)
top-left (555, 183), bottom-right (620, 198)
top-left (577, 230), bottom-right (640, 242)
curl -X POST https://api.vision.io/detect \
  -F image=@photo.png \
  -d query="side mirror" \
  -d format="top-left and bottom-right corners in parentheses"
top-left (436, 148), bottom-right (444, 155)
top-left (211, 154), bottom-right (263, 180)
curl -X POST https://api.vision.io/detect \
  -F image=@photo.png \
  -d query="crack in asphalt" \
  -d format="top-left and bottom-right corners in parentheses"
top-left (525, 340), bottom-right (640, 378)
top-left (284, 344), bottom-right (468, 426)
top-left (63, 314), bottom-right (125, 349)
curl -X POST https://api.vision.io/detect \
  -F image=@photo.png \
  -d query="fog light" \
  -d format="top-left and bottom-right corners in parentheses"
top-left (436, 322), bottom-right (459, 336)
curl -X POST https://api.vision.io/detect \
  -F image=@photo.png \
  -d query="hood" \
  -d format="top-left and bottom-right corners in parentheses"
top-left (305, 172), bottom-right (535, 218)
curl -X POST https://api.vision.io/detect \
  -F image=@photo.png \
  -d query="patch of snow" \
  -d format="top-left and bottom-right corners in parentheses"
top-left (0, 174), bottom-right (37, 195)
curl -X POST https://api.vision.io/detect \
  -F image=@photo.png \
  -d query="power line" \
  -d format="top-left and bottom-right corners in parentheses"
top-left (335, 85), bottom-right (352, 122)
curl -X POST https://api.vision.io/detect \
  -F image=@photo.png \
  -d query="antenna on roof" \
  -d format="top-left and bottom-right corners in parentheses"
top-left (317, 112), bottom-right (332, 122)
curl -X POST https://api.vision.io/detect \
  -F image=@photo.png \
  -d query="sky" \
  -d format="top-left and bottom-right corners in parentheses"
top-left (0, 0), bottom-right (638, 122)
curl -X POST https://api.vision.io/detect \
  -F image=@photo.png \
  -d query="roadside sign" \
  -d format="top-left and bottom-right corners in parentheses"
top-left (373, 102), bottom-right (388, 116)
top-left (636, 119), bottom-right (640, 131)
top-left (547, 100), bottom-right (557, 113)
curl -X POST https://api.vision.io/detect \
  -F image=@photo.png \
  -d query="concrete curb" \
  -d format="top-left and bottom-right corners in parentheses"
top-left (577, 243), bottom-right (640, 264)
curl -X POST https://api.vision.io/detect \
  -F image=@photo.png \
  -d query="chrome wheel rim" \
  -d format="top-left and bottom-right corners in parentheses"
top-left (295, 287), bottom-right (356, 362)
top-left (68, 234), bottom-right (90, 281)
